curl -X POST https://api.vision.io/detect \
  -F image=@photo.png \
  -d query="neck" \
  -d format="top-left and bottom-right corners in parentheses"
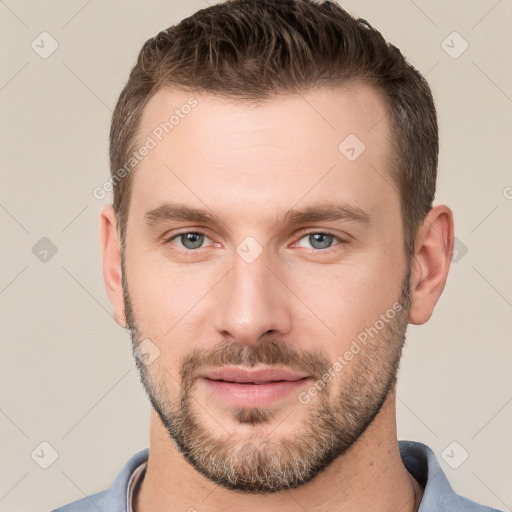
top-left (135, 391), bottom-right (423, 512)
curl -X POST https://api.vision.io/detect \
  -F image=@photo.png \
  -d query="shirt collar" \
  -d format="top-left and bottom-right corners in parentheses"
top-left (108, 441), bottom-right (498, 512)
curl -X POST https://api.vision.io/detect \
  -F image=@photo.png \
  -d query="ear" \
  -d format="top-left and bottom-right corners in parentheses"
top-left (99, 205), bottom-right (127, 328)
top-left (408, 204), bottom-right (454, 325)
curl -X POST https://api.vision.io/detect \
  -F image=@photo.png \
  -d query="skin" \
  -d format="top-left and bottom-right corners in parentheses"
top-left (100, 84), bottom-right (454, 511)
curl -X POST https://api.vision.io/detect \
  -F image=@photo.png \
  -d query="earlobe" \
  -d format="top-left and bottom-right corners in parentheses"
top-left (99, 205), bottom-right (127, 328)
top-left (408, 205), bottom-right (454, 325)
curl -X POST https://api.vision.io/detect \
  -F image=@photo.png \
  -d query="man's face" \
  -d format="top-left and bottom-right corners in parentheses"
top-left (121, 85), bottom-right (411, 493)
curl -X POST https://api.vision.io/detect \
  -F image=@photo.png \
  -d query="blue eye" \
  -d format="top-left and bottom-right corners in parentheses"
top-left (166, 230), bottom-right (344, 254)
top-left (296, 232), bottom-right (342, 251)
top-left (169, 231), bottom-right (211, 250)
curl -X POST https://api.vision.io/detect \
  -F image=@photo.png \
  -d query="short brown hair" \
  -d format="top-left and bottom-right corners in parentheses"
top-left (109, 0), bottom-right (438, 263)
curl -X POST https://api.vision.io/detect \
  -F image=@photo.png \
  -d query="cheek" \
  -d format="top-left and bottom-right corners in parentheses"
top-left (125, 248), bottom-right (220, 339)
top-left (288, 257), bottom-right (405, 350)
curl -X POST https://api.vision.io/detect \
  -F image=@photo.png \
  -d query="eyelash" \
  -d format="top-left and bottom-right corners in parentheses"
top-left (164, 229), bottom-right (347, 255)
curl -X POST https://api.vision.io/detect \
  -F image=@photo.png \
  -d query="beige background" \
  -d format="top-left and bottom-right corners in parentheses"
top-left (1, 1), bottom-right (511, 511)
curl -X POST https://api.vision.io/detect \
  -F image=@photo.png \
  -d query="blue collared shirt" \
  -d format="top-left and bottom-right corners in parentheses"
top-left (50, 440), bottom-right (503, 512)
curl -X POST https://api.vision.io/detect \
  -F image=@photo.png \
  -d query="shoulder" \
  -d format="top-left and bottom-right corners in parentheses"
top-left (49, 447), bottom-right (149, 512)
top-left (49, 490), bottom-right (107, 512)
top-left (398, 440), bottom-right (504, 512)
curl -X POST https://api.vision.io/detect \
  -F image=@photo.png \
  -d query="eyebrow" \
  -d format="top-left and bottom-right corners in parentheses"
top-left (143, 201), bottom-right (371, 230)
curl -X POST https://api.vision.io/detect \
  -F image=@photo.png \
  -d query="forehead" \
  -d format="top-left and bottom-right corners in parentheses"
top-left (130, 83), bottom-right (396, 227)
top-left (138, 83), bottom-right (391, 155)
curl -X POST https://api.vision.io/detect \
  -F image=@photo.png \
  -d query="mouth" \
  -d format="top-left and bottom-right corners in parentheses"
top-left (198, 366), bottom-right (312, 408)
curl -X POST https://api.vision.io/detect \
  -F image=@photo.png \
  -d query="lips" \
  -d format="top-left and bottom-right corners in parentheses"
top-left (198, 367), bottom-right (312, 408)
top-left (199, 366), bottom-right (310, 384)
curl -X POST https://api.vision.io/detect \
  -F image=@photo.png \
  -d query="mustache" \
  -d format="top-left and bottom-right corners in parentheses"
top-left (179, 338), bottom-right (332, 385)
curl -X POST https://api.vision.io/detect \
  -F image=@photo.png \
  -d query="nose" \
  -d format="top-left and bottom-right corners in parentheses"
top-left (213, 248), bottom-right (293, 346)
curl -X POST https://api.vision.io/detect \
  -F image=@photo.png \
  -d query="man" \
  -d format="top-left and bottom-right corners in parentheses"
top-left (52, 0), bottom-right (503, 511)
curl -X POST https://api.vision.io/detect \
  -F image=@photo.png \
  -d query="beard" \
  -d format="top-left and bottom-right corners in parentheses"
top-left (122, 258), bottom-right (411, 494)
